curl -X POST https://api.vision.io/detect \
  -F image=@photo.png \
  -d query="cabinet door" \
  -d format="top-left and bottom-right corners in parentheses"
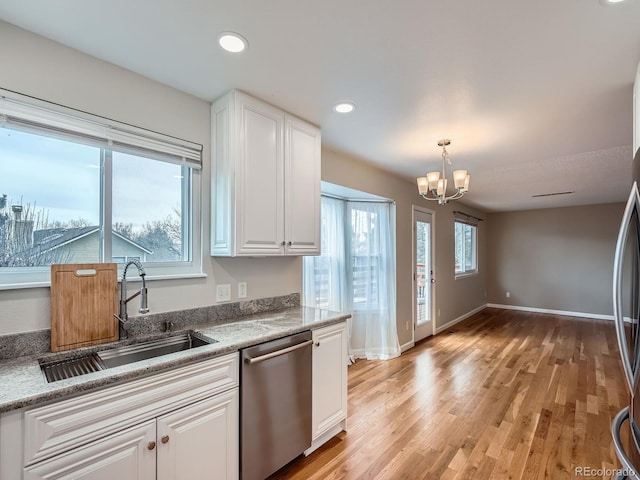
top-left (236, 93), bottom-right (285, 255)
top-left (312, 323), bottom-right (348, 440)
top-left (24, 420), bottom-right (156, 480)
top-left (284, 115), bottom-right (321, 255)
top-left (156, 388), bottom-right (239, 480)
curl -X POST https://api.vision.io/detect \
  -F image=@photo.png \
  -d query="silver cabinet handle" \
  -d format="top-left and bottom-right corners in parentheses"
top-left (611, 407), bottom-right (640, 477)
top-left (613, 182), bottom-right (640, 393)
top-left (245, 340), bottom-right (313, 365)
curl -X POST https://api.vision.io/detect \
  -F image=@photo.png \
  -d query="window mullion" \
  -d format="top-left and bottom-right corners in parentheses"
top-left (344, 202), bottom-right (354, 310)
top-left (101, 149), bottom-right (113, 263)
top-left (181, 166), bottom-right (190, 261)
top-left (464, 226), bottom-right (469, 271)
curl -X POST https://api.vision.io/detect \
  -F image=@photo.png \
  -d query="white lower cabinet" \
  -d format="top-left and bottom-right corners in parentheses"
top-left (2, 353), bottom-right (239, 480)
top-left (306, 322), bottom-right (348, 455)
top-left (24, 420), bottom-right (157, 480)
top-left (23, 390), bottom-right (239, 480)
top-left (157, 390), bottom-right (238, 480)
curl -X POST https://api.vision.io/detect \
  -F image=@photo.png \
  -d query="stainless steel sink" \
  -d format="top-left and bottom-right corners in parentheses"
top-left (98, 333), bottom-right (213, 368)
top-left (40, 332), bottom-right (216, 383)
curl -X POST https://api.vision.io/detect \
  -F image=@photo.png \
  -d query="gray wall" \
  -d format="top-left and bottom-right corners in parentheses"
top-left (3, 20), bottom-right (620, 342)
top-left (486, 203), bottom-right (624, 315)
top-left (322, 148), bottom-right (487, 347)
top-left (0, 21), bottom-right (301, 335)
top-left (0, 21), bottom-right (490, 342)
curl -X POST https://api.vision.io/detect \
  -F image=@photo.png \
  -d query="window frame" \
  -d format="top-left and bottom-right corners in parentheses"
top-left (349, 206), bottom-right (382, 312)
top-left (0, 91), bottom-right (204, 290)
top-left (454, 220), bottom-right (478, 278)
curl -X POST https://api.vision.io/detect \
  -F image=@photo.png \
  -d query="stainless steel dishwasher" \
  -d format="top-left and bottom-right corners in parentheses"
top-left (240, 330), bottom-right (313, 480)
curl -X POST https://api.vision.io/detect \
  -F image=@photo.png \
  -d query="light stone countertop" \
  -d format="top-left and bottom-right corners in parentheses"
top-left (0, 306), bottom-right (350, 414)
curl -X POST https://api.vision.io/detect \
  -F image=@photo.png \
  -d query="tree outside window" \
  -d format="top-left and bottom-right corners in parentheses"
top-left (455, 221), bottom-right (477, 275)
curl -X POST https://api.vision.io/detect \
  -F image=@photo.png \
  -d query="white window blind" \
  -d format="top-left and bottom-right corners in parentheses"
top-left (0, 93), bottom-right (202, 169)
top-left (0, 90), bottom-right (203, 289)
top-left (453, 210), bottom-right (481, 226)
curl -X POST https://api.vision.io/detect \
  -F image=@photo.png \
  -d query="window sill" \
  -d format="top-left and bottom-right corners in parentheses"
top-left (455, 271), bottom-right (478, 280)
top-left (0, 271), bottom-right (207, 291)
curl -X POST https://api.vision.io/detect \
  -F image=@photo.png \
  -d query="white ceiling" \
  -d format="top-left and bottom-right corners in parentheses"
top-left (1, 0), bottom-right (639, 212)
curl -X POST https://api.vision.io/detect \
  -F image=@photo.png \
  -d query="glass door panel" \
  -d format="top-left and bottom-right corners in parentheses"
top-left (414, 208), bottom-right (433, 341)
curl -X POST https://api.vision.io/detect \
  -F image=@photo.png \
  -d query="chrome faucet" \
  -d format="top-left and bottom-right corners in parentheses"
top-left (115, 260), bottom-right (149, 337)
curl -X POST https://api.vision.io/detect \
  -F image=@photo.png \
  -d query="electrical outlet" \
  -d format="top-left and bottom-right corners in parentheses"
top-left (238, 282), bottom-right (247, 299)
top-left (506, 291), bottom-right (511, 298)
top-left (216, 284), bottom-right (231, 302)
top-left (405, 320), bottom-right (409, 331)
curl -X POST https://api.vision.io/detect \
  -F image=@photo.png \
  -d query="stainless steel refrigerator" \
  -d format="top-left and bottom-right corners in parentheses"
top-left (612, 147), bottom-right (640, 478)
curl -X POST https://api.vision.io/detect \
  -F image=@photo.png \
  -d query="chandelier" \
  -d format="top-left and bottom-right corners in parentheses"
top-left (416, 139), bottom-right (470, 204)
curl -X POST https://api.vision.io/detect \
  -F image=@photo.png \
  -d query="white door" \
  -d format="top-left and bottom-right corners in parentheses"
top-left (24, 420), bottom-right (156, 480)
top-left (156, 389), bottom-right (239, 480)
top-left (413, 207), bottom-right (434, 342)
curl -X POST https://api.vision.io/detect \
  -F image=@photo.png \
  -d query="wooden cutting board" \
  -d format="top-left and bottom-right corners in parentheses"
top-left (50, 263), bottom-right (119, 352)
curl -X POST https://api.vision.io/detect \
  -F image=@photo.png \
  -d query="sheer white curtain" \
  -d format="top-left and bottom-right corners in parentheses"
top-left (303, 196), bottom-right (346, 312)
top-left (303, 196), bottom-right (400, 361)
top-left (347, 202), bottom-right (399, 360)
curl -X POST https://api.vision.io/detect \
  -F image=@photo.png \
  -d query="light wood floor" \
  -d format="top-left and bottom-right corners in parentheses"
top-left (270, 308), bottom-right (630, 479)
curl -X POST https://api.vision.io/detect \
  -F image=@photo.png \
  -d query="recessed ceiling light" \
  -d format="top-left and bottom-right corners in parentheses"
top-left (334, 102), bottom-right (355, 113)
top-left (599, 0), bottom-right (625, 5)
top-left (218, 32), bottom-right (248, 53)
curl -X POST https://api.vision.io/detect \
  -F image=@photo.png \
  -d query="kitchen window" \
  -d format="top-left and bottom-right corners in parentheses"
top-left (0, 93), bottom-right (203, 288)
top-left (454, 220), bottom-right (477, 276)
top-left (303, 193), bottom-right (400, 360)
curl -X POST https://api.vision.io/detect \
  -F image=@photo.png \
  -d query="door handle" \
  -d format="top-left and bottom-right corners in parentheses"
top-left (431, 279), bottom-right (436, 284)
top-left (245, 340), bottom-right (313, 365)
top-left (613, 182), bottom-right (640, 393)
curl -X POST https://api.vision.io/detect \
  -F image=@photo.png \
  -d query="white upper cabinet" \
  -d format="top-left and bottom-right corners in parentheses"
top-left (211, 90), bottom-right (321, 256)
top-left (284, 115), bottom-right (321, 255)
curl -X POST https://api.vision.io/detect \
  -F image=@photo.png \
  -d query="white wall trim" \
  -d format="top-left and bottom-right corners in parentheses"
top-left (435, 304), bottom-right (487, 334)
top-left (486, 303), bottom-right (614, 321)
top-left (400, 340), bottom-right (415, 353)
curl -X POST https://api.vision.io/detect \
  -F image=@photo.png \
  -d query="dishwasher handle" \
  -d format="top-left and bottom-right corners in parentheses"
top-left (245, 339), bottom-right (313, 365)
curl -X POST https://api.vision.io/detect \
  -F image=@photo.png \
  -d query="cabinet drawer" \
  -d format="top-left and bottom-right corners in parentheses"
top-left (24, 352), bottom-right (238, 466)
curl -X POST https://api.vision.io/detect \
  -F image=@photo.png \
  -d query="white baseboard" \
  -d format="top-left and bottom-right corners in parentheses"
top-left (400, 340), bottom-right (415, 353)
top-left (435, 304), bottom-right (487, 334)
top-left (485, 303), bottom-right (615, 321)
top-left (304, 420), bottom-right (346, 456)
top-left (403, 303), bottom-right (623, 354)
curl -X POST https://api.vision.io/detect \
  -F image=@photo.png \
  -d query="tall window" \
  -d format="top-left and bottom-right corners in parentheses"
top-left (0, 94), bottom-right (202, 287)
top-left (454, 221), bottom-right (477, 275)
top-left (303, 195), bottom-right (400, 360)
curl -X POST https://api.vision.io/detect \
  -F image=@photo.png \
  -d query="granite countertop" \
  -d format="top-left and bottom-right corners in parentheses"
top-left (0, 306), bottom-right (350, 414)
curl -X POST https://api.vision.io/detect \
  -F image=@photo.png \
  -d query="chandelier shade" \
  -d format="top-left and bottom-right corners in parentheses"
top-left (416, 139), bottom-right (470, 205)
